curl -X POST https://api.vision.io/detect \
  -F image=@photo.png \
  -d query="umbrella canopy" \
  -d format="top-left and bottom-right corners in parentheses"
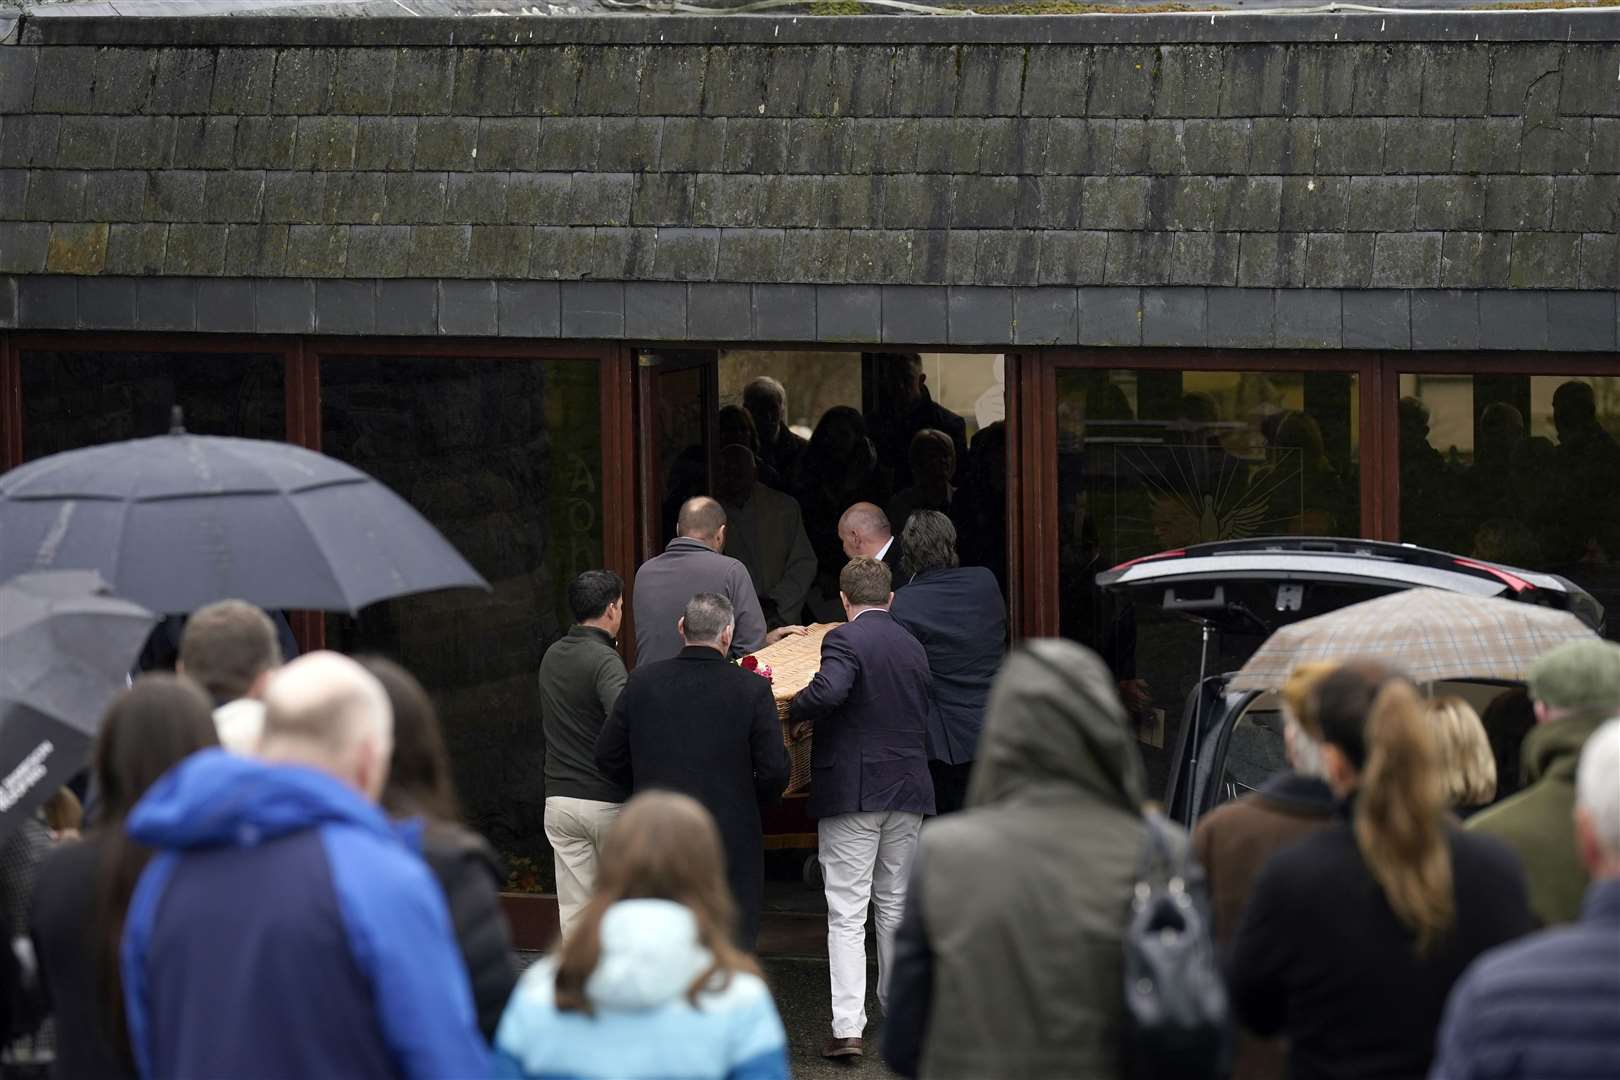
top-left (0, 428), bottom-right (489, 615)
top-left (1229, 588), bottom-right (1599, 691)
top-left (0, 570), bottom-right (159, 839)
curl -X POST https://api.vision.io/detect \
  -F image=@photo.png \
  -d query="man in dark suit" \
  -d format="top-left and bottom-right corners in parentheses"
top-left (839, 502), bottom-right (905, 587)
top-left (790, 557), bottom-right (935, 1060)
top-left (595, 592), bottom-right (790, 949)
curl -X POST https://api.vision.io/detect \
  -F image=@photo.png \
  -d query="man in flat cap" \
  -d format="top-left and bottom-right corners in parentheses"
top-left (1469, 638), bottom-right (1620, 925)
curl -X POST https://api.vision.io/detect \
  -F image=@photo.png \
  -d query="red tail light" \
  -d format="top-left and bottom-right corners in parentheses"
top-left (1108, 549), bottom-right (1186, 573)
top-left (1453, 558), bottom-right (1532, 593)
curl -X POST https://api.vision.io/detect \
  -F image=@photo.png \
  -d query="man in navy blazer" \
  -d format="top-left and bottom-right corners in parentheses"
top-left (790, 557), bottom-right (934, 1060)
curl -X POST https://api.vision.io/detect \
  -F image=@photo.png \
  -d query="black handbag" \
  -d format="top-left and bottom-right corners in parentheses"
top-left (1122, 812), bottom-right (1229, 1080)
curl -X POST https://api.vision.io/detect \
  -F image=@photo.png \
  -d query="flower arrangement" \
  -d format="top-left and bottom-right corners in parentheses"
top-left (738, 655), bottom-right (775, 682)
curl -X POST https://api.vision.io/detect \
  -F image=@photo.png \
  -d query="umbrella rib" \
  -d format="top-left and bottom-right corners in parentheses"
top-left (279, 489), bottom-right (366, 615)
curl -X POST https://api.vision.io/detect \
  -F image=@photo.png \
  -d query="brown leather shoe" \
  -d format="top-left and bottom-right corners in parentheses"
top-left (822, 1036), bottom-right (863, 1058)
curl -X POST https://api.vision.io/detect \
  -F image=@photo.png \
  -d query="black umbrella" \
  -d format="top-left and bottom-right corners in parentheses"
top-left (0, 570), bottom-right (159, 838)
top-left (0, 414), bottom-right (489, 615)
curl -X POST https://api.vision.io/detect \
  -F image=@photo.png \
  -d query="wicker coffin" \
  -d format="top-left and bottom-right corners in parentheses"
top-left (747, 622), bottom-right (840, 796)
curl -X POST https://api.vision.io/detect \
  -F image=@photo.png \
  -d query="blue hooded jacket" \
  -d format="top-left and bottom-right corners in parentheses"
top-left (121, 749), bottom-right (492, 1080)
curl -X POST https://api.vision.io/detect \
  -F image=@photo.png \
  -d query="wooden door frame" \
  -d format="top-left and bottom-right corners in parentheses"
top-left (632, 348), bottom-right (721, 567)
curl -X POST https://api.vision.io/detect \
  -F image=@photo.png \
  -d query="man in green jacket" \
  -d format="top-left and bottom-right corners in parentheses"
top-left (1469, 638), bottom-right (1620, 925)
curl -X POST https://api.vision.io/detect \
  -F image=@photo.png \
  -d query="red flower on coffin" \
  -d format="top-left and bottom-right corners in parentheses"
top-left (740, 655), bottom-right (759, 671)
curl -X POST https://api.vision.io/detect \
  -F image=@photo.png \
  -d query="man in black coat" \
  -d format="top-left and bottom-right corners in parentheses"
top-left (839, 502), bottom-right (905, 587)
top-left (595, 592), bottom-right (790, 949)
top-left (790, 557), bottom-right (935, 1060)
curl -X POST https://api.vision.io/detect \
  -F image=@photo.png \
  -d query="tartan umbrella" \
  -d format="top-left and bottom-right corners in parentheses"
top-left (0, 570), bottom-right (159, 839)
top-left (1229, 587), bottom-right (1598, 692)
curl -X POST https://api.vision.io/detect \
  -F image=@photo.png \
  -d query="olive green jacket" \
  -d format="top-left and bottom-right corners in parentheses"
top-left (910, 640), bottom-right (1170, 1080)
top-left (1467, 714), bottom-right (1604, 926)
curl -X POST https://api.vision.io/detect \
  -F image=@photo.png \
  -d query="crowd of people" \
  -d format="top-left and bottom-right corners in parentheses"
top-left (1, 375), bottom-right (1617, 1078)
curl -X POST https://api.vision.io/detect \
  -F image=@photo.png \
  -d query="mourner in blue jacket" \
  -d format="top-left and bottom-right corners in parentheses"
top-left (791, 557), bottom-right (934, 1061)
top-left (888, 510), bottom-right (1007, 815)
top-left (120, 653), bottom-right (490, 1080)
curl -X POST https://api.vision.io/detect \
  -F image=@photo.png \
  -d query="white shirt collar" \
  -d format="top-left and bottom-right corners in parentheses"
top-left (849, 606), bottom-right (888, 621)
top-left (875, 537), bottom-right (893, 561)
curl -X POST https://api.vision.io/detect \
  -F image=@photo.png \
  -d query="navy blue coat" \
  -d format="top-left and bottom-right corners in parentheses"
top-left (889, 566), bottom-right (1006, 766)
top-left (790, 610), bottom-right (935, 820)
top-left (1432, 878), bottom-right (1620, 1080)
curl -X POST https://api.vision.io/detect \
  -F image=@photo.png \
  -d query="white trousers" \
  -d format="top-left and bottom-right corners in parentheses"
top-left (818, 810), bottom-right (924, 1039)
top-left (544, 796), bottom-right (621, 941)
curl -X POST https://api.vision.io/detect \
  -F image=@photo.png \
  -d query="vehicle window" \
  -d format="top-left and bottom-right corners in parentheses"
top-left (1216, 707), bottom-right (1287, 806)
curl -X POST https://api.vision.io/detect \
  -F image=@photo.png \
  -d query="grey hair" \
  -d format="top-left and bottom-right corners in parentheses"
top-left (1577, 718), bottom-right (1620, 857)
top-left (901, 510), bottom-right (960, 577)
top-left (682, 592), bottom-right (736, 645)
top-left (743, 376), bottom-right (787, 410)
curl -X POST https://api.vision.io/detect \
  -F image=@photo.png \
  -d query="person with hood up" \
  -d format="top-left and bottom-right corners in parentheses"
top-left (882, 638), bottom-right (1166, 1080)
top-left (492, 791), bottom-right (789, 1080)
top-left (119, 652), bottom-right (489, 1080)
top-left (1468, 639), bottom-right (1620, 925)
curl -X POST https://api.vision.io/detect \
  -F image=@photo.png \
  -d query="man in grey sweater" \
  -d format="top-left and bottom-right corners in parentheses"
top-left (633, 497), bottom-right (804, 667)
top-left (538, 570), bottom-right (630, 938)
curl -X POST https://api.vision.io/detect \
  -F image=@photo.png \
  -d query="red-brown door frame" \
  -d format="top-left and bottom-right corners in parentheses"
top-left (0, 333), bottom-right (20, 473)
top-left (1024, 348), bottom-right (1385, 638)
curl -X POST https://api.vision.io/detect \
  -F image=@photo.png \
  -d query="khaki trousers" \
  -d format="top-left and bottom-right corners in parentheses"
top-left (544, 796), bottom-right (621, 941)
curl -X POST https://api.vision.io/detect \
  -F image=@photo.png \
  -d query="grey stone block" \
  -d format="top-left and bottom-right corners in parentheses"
top-left (569, 173), bottom-right (633, 228)
top-left (383, 173), bottom-right (448, 225)
top-left (624, 281), bottom-right (687, 340)
top-left (374, 279), bottom-right (436, 336)
top-left (1141, 287), bottom-right (1207, 346)
top-left (413, 117), bottom-right (478, 171)
top-left (1077, 287), bottom-right (1142, 346)
top-left (1410, 290), bottom-right (1481, 350)
top-left (722, 118), bottom-right (788, 175)
top-left (271, 49), bottom-right (336, 114)
top-left (1083, 177), bottom-right (1150, 231)
top-left (1031, 176), bottom-right (1085, 231)
top-left (514, 47), bottom-right (582, 116)
top-left (407, 225), bottom-right (471, 277)
top-left (163, 224), bottom-right (228, 276)
top-left (881, 176), bottom-right (951, 231)
top-left (578, 47), bottom-right (650, 115)
top-left (452, 48), bottom-right (520, 116)
top-left (1280, 176), bottom-right (1349, 232)
top-left (1415, 177), bottom-right (1486, 231)
top-left (763, 47), bottom-right (836, 118)
top-left (136, 279), bottom-right (197, 333)
top-left (464, 225), bottom-right (530, 279)
top-left (753, 284), bottom-right (816, 342)
top-left (18, 276), bottom-right (77, 328)
top-left (31, 46), bottom-right (96, 113)
top-left (103, 223), bottom-right (168, 276)
top-left (1546, 291), bottom-right (1617, 351)
top-left (1550, 176), bottom-right (1617, 234)
top-left (828, 47), bottom-right (893, 118)
top-left (817, 285), bottom-right (881, 343)
top-left (85, 50), bottom-right (155, 111)
top-left (42, 223), bottom-right (108, 276)
top-left (144, 172), bottom-right (209, 224)
top-left (505, 173), bottom-right (572, 226)
top-left (597, 117), bottom-right (663, 173)
top-left (1342, 290), bottom-right (1412, 349)
top-left (0, 115), bottom-right (59, 168)
top-left (880, 285), bottom-right (948, 345)
top-left (1509, 232), bottom-right (1581, 288)
top-left (56, 116), bottom-right (121, 169)
top-left (1346, 177), bottom-right (1417, 232)
top-left (1452, 117), bottom-right (1520, 174)
top-left (1421, 46), bottom-right (1489, 116)
top-left (1248, 118), bottom-right (1316, 174)
top-left (1590, 118), bottom-right (1620, 172)
top-left (316, 280), bottom-right (377, 335)
top-left (437, 280), bottom-right (498, 336)
top-left (1088, 47), bottom-right (1156, 117)
top-left (355, 118), bottom-right (418, 171)
top-left (1103, 232), bottom-right (1174, 286)
top-left (211, 50), bottom-right (275, 114)
top-left (1155, 46), bottom-right (1226, 119)
top-left (973, 231), bottom-right (1039, 287)
top-left (232, 116), bottom-right (295, 170)
top-left (1169, 232), bottom-right (1241, 286)
top-left (0, 47), bottom-right (39, 113)
top-left (290, 116), bottom-right (358, 171)
top-left (1488, 44), bottom-right (1565, 117)
top-left (560, 281), bottom-right (625, 338)
top-left (320, 172), bottom-right (384, 226)
top-left (889, 47), bottom-right (958, 117)
top-left (1238, 232), bottom-right (1307, 288)
top-left (1558, 44), bottom-right (1620, 116)
top-left (717, 228), bottom-right (784, 283)
top-left (1371, 232), bottom-right (1443, 288)
top-left (77, 277), bottom-right (139, 331)
top-left (194, 280), bottom-right (256, 334)
top-left (1383, 118), bottom-right (1455, 176)
top-left (476, 118), bottom-right (541, 172)
top-left (0, 275), bottom-right (14, 329)
top-left (956, 45), bottom-right (1025, 116)
top-left (1441, 232), bottom-right (1512, 289)
top-left (652, 228), bottom-right (719, 281)
top-left (1484, 176), bottom-right (1555, 231)
top-left (1580, 232), bottom-right (1619, 290)
top-left (1275, 289), bottom-right (1341, 349)
top-left (947, 176), bottom-right (1018, 230)
top-left (909, 230), bottom-right (949, 285)
top-left (1206, 287), bottom-right (1275, 348)
top-left (786, 118), bottom-right (848, 175)
top-left (1304, 233), bottom-right (1375, 288)
top-left (171, 117), bottom-right (239, 171)
top-left (1021, 47), bottom-right (1089, 117)
top-left (687, 283), bottom-right (752, 341)
top-left (1219, 45), bottom-right (1293, 117)
top-left (224, 224), bottom-right (289, 277)
top-left (23, 171), bottom-right (86, 221)
top-left (497, 280), bottom-right (561, 338)
top-left (1181, 119), bottom-right (1251, 174)
top-left (1521, 118), bottom-right (1590, 175)
top-left (1038, 231), bottom-right (1108, 286)
top-left (703, 46), bottom-right (769, 117)
top-left (446, 172), bottom-right (510, 225)
top-left (285, 225), bottom-right (349, 278)
top-left (636, 174), bottom-right (699, 227)
top-left (1478, 290), bottom-right (1549, 350)
top-left (1355, 45), bottom-right (1423, 116)
top-left (529, 227), bottom-right (592, 280)
top-left (659, 117), bottom-right (724, 173)
top-left (856, 231), bottom-right (916, 283)
top-left (149, 48), bottom-right (217, 114)
top-left (331, 49), bottom-right (397, 114)
top-left (693, 174), bottom-right (763, 229)
top-left (391, 48), bottom-right (457, 115)
top-left (81, 172), bottom-right (147, 224)
top-left (944, 231), bottom-right (979, 286)
top-left (1012, 287), bottom-right (1078, 345)
top-left (1314, 119), bottom-right (1383, 175)
top-left (639, 48), bottom-right (707, 116)
top-left (206, 172), bottom-right (268, 225)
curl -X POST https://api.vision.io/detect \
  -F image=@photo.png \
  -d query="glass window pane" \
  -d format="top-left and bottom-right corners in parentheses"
top-left (1056, 366), bottom-right (1361, 797)
top-left (1398, 373), bottom-right (1620, 642)
top-left (20, 351), bottom-right (285, 459)
top-left (319, 355), bottom-right (603, 855)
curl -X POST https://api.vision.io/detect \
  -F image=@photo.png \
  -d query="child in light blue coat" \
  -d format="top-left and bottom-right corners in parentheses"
top-left (494, 791), bottom-right (790, 1080)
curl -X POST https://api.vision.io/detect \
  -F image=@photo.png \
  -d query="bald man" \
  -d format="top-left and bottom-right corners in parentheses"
top-left (121, 652), bottom-right (489, 1080)
top-left (634, 497), bottom-right (804, 666)
top-left (840, 502), bottom-right (905, 586)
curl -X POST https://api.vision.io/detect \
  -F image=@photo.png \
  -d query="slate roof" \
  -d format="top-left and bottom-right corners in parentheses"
top-left (1, 13), bottom-right (1618, 292)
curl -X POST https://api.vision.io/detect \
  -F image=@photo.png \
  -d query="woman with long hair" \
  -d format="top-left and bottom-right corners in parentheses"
top-left (1228, 662), bottom-right (1536, 1079)
top-left (361, 658), bottom-right (517, 1043)
top-left (29, 674), bottom-right (218, 1079)
top-left (493, 791), bottom-right (789, 1080)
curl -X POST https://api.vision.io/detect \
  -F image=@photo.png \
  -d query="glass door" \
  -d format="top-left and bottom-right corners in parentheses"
top-left (636, 350), bottom-right (719, 561)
